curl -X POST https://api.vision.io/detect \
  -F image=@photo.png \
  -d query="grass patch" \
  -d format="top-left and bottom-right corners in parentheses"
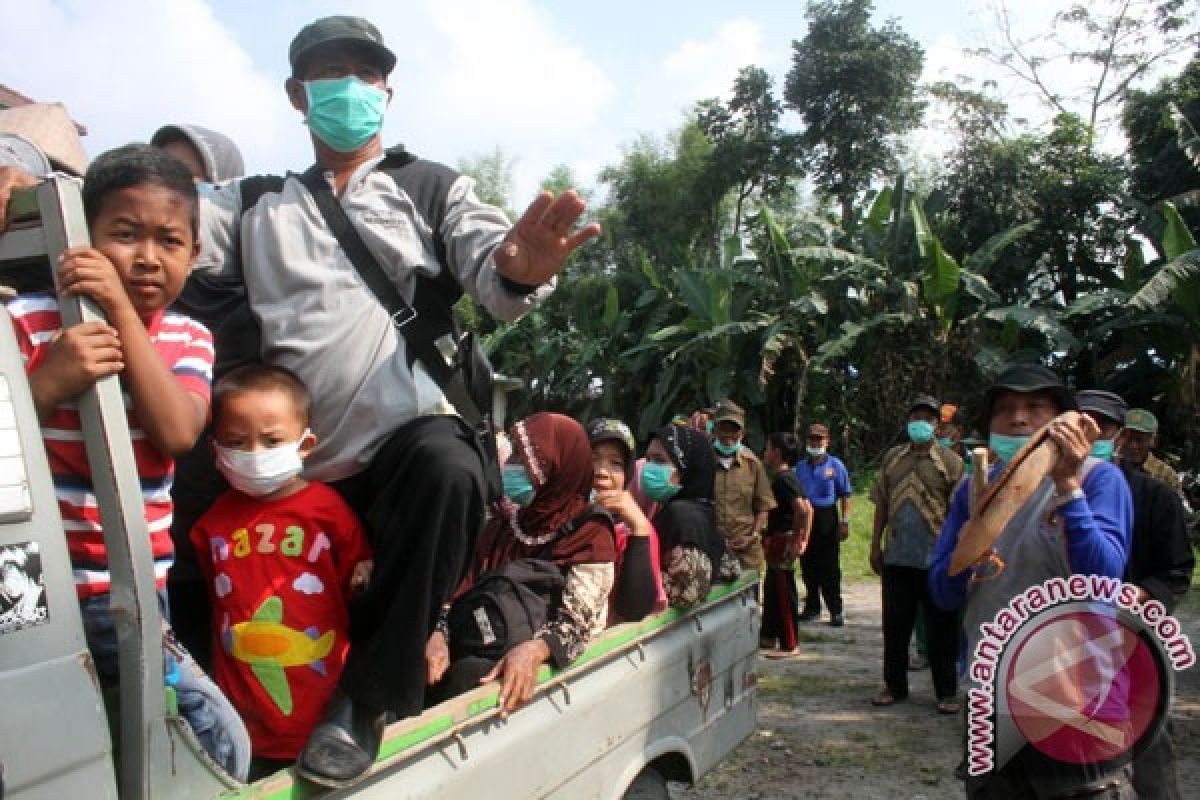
top-left (842, 487), bottom-right (877, 581)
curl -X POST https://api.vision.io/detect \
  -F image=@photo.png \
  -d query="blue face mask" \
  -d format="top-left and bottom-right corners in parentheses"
top-left (304, 77), bottom-right (387, 153)
top-left (713, 440), bottom-right (741, 457)
top-left (988, 432), bottom-right (1031, 464)
top-left (937, 437), bottom-right (954, 449)
top-left (639, 461), bottom-right (681, 502)
top-left (1090, 439), bottom-right (1116, 462)
top-left (502, 464), bottom-right (536, 507)
top-left (907, 420), bottom-right (936, 444)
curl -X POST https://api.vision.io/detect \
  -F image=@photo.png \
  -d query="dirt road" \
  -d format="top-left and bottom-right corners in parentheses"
top-left (672, 580), bottom-right (1200, 799)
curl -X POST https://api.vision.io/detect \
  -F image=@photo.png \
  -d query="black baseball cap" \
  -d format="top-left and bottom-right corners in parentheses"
top-left (982, 363), bottom-right (1075, 428)
top-left (1076, 390), bottom-right (1127, 427)
top-left (907, 394), bottom-right (941, 416)
top-left (289, 16), bottom-right (397, 76)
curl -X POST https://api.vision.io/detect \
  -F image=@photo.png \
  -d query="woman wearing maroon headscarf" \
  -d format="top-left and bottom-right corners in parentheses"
top-left (427, 413), bottom-right (617, 714)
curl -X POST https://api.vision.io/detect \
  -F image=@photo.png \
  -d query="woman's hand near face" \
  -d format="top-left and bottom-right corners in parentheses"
top-left (593, 488), bottom-right (651, 536)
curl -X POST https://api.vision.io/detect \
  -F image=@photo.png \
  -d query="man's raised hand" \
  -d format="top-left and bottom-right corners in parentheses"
top-left (494, 190), bottom-right (601, 287)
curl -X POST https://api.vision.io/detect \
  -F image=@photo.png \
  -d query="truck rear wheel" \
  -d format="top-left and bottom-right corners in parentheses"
top-left (622, 766), bottom-right (670, 800)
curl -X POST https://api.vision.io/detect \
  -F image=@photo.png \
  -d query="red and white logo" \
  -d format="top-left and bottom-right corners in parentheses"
top-left (1004, 610), bottom-right (1165, 765)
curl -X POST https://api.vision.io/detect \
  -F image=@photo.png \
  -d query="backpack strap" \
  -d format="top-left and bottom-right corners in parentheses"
top-left (238, 174), bottom-right (287, 214)
top-left (537, 505), bottom-right (617, 559)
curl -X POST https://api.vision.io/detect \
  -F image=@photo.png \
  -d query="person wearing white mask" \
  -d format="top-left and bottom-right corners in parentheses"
top-left (794, 422), bottom-right (853, 625)
top-left (191, 364), bottom-right (372, 772)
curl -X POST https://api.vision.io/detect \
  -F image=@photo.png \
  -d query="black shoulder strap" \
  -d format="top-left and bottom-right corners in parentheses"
top-left (561, 505), bottom-right (616, 537)
top-left (236, 147), bottom-right (461, 319)
top-left (238, 174), bottom-right (287, 212)
top-left (535, 505), bottom-right (615, 560)
top-left (295, 161), bottom-right (486, 428)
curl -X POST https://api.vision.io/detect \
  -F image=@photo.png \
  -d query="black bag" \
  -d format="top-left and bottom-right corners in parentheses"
top-left (446, 558), bottom-right (566, 662)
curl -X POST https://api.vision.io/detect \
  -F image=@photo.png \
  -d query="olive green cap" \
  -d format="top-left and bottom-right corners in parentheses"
top-left (1124, 408), bottom-right (1158, 433)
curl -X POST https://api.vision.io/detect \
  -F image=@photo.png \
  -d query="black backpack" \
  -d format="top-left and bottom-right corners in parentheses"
top-left (446, 506), bottom-right (615, 661)
top-left (446, 557), bottom-right (566, 662)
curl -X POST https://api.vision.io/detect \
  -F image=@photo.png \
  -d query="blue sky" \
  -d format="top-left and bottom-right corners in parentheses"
top-left (1, 0), bottom-right (1169, 203)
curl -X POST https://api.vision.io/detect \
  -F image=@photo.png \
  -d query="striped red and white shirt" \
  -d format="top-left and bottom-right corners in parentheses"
top-left (8, 293), bottom-right (213, 598)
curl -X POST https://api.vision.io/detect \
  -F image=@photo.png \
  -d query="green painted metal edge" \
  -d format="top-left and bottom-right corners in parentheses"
top-left (376, 713), bottom-right (456, 761)
top-left (220, 572), bottom-right (759, 799)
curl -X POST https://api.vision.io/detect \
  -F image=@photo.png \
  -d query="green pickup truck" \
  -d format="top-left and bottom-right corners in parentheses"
top-left (0, 176), bottom-right (759, 800)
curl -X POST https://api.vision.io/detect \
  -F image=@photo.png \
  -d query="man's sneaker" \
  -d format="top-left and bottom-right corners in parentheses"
top-left (798, 609), bottom-right (820, 622)
top-left (829, 614), bottom-right (845, 627)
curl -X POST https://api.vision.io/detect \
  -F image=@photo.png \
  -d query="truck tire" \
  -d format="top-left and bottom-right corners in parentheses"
top-left (622, 767), bottom-right (670, 800)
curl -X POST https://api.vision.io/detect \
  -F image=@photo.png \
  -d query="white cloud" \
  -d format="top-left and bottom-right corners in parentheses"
top-left (644, 19), bottom-right (771, 122)
top-left (2, 0), bottom-right (301, 173)
top-left (354, 0), bottom-right (618, 205)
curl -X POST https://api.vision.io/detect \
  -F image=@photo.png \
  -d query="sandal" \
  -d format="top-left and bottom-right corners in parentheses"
top-left (937, 697), bottom-right (962, 715)
top-left (871, 689), bottom-right (904, 707)
top-left (764, 648), bottom-right (800, 660)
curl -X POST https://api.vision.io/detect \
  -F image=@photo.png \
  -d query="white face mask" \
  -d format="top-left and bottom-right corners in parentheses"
top-left (214, 433), bottom-right (309, 497)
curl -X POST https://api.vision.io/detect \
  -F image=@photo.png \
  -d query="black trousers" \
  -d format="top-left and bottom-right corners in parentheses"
top-left (881, 565), bottom-right (957, 699)
top-left (799, 505), bottom-right (842, 616)
top-left (332, 415), bottom-right (486, 715)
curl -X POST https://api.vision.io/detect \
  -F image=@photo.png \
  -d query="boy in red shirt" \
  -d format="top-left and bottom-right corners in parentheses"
top-left (192, 364), bottom-right (371, 763)
top-left (8, 143), bottom-right (250, 778)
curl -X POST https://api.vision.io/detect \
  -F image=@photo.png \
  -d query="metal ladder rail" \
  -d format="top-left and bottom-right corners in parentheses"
top-left (1, 176), bottom-right (165, 800)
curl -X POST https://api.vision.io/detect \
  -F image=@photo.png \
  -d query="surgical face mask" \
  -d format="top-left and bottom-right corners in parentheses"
top-left (713, 439), bottom-right (741, 457)
top-left (639, 461), bottom-right (681, 502)
top-left (214, 435), bottom-right (308, 497)
top-left (937, 437), bottom-right (954, 449)
top-left (502, 464), bottom-right (536, 507)
top-left (988, 432), bottom-right (1030, 464)
top-left (907, 420), bottom-right (935, 444)
top-left (806, 445), bottom-right (826, 458)
top-left (1090, 439), bottom-right (1116, 462)
top-left (304, 77), bottom-right (387, 153)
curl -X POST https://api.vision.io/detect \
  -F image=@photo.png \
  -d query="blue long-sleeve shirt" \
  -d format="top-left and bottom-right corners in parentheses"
top-left (928, 460), bottom-right (1133, 611)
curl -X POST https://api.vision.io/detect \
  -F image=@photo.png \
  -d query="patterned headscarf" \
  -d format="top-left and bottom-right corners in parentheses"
top-left (470, 413), bottom-right (615, 577)
top-left (652, 423), bottom-right (716, 503)
top-left (648, 423), bottom-right (724, 572)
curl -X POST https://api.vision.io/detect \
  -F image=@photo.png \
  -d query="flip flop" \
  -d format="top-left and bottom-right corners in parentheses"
top-left (937, 697), bottom-right (962, 715)
top-left (871, 690), bottom-right (903, 707)
top-left (764, 648), bottom-right (800, 660)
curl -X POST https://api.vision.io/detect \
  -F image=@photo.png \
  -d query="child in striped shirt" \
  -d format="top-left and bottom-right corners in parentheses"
top-left (7, 143), bottom-right (250, 779)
